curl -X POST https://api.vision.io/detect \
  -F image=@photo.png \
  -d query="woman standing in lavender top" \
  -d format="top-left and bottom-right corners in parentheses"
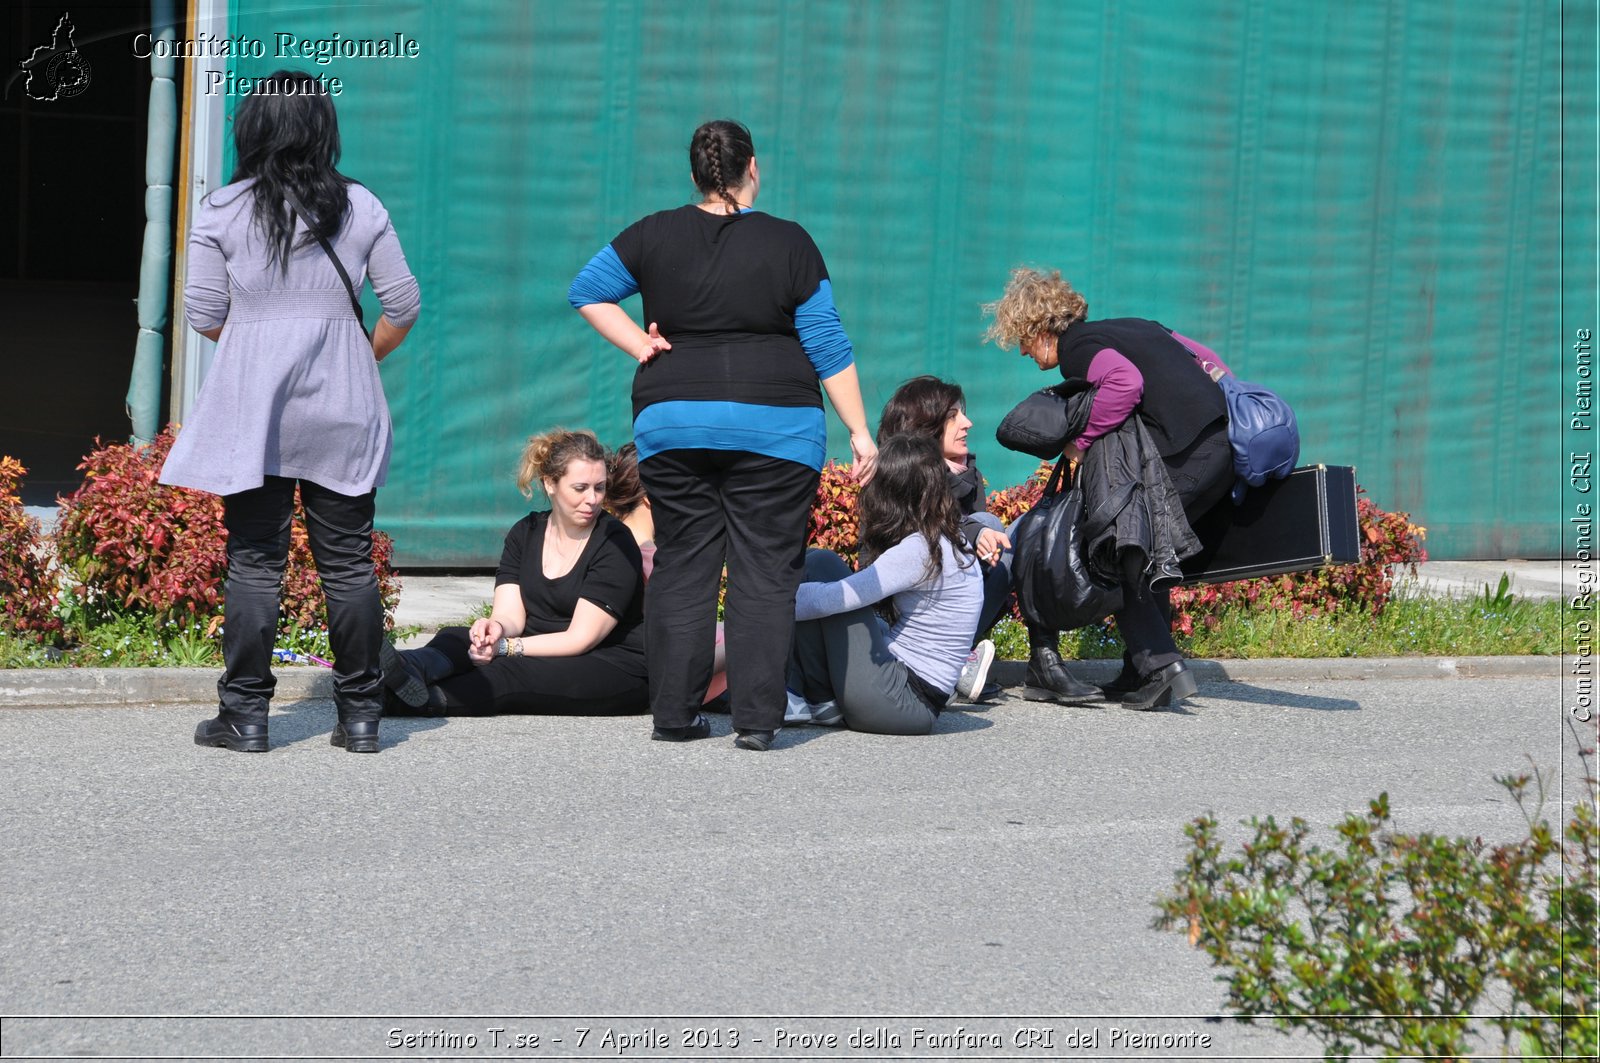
top-left (162, 70), bottom-right (421, 754)
top-left (786, 435), bottom-right (983, 736)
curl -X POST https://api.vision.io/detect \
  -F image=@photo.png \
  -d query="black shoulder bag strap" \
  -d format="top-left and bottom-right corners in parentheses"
top-left (280, 187), bottom-right (369, 339)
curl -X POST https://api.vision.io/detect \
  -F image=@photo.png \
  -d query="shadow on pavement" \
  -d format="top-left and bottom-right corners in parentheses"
top-left (265, 698), bottom-right (448, 749)
top-left (1187, 681), bottom-right (1361, 713)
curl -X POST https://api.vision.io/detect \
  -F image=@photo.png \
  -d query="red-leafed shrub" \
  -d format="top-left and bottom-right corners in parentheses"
top-left (55, 427), bottom-right (228, 623)
top-left (54, 427), bottom-right (401, 634)
top-left (0, 457), bottom-right (62, 640)
top-left (807, 459), bottom-right (863, 559)
top-left (985, 460), bottom-right (1053, 525)
top-left (1165, 486), bottom-right (1427, 634)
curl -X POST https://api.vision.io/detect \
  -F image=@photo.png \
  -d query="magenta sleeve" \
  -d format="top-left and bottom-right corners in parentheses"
top-left (1073, 347), bottom-right (1144, 451)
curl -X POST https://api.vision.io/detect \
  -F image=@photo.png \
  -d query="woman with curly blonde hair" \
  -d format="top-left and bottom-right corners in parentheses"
top-left (378, 429), bottom-right (649, 716)
top-left (984, 269), bottom-right (1235, 711)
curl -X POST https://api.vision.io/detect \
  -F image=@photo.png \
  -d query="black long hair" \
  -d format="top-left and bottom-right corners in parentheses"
top-left (858, 434), bottom-right (976, 583)
top-left (229, 69), bottom-right (351, 274)
top-left (689, 119), bottom-right (754, 213)
top-left (877, 375), bottom-right (967, 445)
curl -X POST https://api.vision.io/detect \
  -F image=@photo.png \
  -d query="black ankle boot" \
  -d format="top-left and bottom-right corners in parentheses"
top-left (1099, 652), bottom-right (1142, 700)
top-left (1022, 646), bottom-right (1101, 704)
top-left (380, 643), bottom-right (449, 709)
top-left (331, 719), bottom-right (381, 753)
top-left (194, 715), bottom-right (268, 752)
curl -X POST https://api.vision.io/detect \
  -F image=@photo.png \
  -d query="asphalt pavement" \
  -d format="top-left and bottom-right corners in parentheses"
top-left (1, 669), bottom-right (1589, 1060)
top-left (0, 558), bottom-right (1589, 1061)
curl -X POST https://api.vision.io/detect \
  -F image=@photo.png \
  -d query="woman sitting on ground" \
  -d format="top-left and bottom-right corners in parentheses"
top-left (876, 375), bottom-right (1011, 703)
top-left (380, 429), bottom-right (648, 715)
top-left (785, 434), bottom-right (983, 737)
top-left (603, 442), bottom-right (727, 704)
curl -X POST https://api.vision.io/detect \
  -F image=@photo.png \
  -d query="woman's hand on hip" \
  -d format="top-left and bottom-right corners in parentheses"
top-left (849, 430), bottom-right (878, 484)
top-left (637, 322), bottom-right (672, 365)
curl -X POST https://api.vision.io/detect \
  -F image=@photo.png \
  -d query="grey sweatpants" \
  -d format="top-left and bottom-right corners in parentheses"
top-left (787, 549), bottom-right (940, 736)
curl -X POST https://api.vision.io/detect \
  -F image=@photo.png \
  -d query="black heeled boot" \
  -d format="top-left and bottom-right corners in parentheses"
top-left (1099, 650), bottom-right (1142, 700)
top-left (1021, 625), bottom-right (1100, 704)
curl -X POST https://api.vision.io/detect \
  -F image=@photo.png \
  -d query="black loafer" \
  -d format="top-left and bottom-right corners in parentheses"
top-left (1120, 660), bottom-right (1199, 711)
top-left (651, 713), bottom-right (711, 742)
top-left (1021, 647), bottom-right (1101, 704)
top-left (194, 715), bottom-right (268, 752)
top-left (331, 719), bottom-right (381, 753)
top-left (733, 729), bottom-right (775, 751)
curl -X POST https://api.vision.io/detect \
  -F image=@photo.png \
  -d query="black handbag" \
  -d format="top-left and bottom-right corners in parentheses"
top-left (1011, 453), bottom-right (1123, 631)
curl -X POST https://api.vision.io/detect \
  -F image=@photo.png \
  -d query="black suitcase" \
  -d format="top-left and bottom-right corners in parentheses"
top-left (1180, 464), bottom-right (1361, 585)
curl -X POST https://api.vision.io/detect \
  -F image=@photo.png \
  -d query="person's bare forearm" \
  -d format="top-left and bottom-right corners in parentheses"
top-left (577, 303), bottom-right (669, 364)
top-left (372, 316), bottom-right (411, 362)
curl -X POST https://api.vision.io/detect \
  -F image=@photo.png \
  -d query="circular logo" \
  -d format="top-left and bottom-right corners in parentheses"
top-left (47, 51), bottom-right (91, 98)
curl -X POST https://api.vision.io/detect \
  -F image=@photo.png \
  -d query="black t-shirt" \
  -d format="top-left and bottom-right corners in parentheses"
top-left (494, 511), bottom-right (646, 669)
top-left (609, 205), bottom-right (829, 414)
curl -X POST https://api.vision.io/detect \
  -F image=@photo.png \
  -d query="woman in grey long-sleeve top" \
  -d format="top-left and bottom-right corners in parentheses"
top-left (161, 70), bottom-right (421, 754)
top-left (787, 435), bottom-right (983, 736)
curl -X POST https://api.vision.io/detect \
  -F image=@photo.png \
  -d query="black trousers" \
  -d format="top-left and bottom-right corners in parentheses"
top-left (1114, 421), bottom-right (1234, 676)
top-left (219, 477), bottom-right (382, 723)
top-left (638, 448), bottom-right (820, 733)
top-left (408, 627), bottom-right (648, 716)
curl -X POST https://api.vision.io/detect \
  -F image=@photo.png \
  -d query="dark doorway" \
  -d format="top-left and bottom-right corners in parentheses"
top-left (2, 2), bottom-right (171, 506)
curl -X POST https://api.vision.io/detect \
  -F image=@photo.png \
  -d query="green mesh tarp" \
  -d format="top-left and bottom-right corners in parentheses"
top-left (216, 0), bottom-right (1594, 564)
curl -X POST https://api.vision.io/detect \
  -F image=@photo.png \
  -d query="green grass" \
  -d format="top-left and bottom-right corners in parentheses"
top-left (0, 617), bottom-right (418, 669)
top-left (990, 589), bottom-right (1568, 662)
top-left (0, 590), bottom-right (1571, 669)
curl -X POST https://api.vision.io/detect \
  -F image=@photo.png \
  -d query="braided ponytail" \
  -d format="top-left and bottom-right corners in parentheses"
top-left (689, 119), bottom-right (755, 213)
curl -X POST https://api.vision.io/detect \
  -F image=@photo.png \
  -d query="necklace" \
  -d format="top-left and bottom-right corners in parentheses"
top-left (543, 519), bottom-right (592, 577)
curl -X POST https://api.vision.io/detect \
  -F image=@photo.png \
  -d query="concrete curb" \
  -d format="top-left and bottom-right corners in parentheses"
top-left (0, 667), bottom-right (333, 709)
top-left (0, 656), bottom-right (1559, 710)
top-left (990, 655), bottom-right (1559, 687)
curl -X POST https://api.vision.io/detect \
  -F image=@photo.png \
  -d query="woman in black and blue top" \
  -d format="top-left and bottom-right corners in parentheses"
top-left (569, 119), bottom-right (876, 752)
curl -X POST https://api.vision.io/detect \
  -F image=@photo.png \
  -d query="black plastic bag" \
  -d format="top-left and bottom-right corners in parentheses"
top-left (995, 382), bottom-right (1097, 460)
top-left (1011, 454), bottom-right (1123, 631)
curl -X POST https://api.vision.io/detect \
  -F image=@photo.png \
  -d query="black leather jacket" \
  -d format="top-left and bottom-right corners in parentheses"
top-left (1077, 413), bottom-right (1201, 592)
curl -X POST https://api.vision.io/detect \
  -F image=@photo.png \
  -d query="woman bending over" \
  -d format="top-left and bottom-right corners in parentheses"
top-left (381, 430), bottom-right (648, 715)
top-left (786, 434), bottom-right (983, 737)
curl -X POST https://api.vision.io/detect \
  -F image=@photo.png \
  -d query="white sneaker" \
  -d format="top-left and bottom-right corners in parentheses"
top-left (784, 688), bottom-right (813, 725)
top-left (785, 688), bottom-right (845, 727)
top-left (954, 639), bottom-right (996, 701)
top-left (808, 699), bottom-right (844, 726)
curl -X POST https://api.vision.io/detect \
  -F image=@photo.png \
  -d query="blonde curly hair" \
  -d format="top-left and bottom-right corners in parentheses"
top-left (982, 268), bottom-right (1088, 348)
top-left (516, 428), bottom-right (606, 499)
